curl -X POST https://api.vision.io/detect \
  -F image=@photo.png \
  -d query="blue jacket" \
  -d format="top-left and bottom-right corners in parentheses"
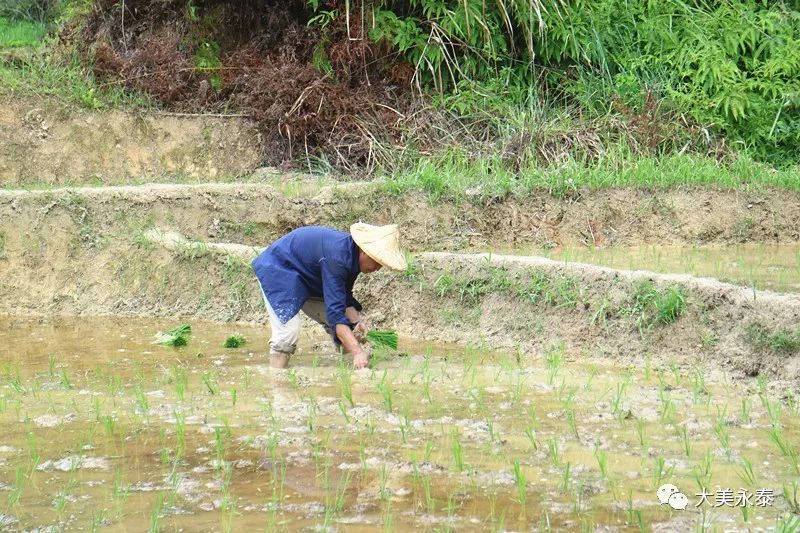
top-left (252, 226), bottom-right (362, 329)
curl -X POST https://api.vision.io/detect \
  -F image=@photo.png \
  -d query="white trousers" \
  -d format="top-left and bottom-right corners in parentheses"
top-left (261, 290), bottom-right (331, 355)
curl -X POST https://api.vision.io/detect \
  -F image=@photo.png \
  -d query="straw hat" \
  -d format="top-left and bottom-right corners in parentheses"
top-left (350, 222), bottom-right (408, 271)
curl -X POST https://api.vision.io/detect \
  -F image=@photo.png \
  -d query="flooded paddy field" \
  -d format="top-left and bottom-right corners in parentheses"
top-left (495, 244), bottom-right (800, 294)
top-left (0, 316), bottom-right (798, 532)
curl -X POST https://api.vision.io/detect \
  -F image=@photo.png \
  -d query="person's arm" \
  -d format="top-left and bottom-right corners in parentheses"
top-left (321, 260), bottom-right (369, 368)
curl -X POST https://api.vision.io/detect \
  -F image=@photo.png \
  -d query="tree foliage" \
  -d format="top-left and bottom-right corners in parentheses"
top-left (309, 0), bottom-right (800, 163)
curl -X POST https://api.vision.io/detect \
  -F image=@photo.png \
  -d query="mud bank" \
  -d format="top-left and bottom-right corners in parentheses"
top-left (0, 99), bottom-right (262, 185)
top-left (1, 181), bottom-right (799, 251)
top-left (0, 182), bottom-right (798, 385)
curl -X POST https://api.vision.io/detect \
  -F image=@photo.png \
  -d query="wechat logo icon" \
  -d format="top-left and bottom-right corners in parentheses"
top-left (657, 484), bottom-right (689, 510)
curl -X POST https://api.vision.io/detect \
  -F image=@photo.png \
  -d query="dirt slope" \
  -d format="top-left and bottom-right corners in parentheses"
top-left (0, 98), bottom-right (262, 186)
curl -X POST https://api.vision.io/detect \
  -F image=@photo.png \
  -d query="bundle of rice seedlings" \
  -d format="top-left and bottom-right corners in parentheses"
top-left (155, 324), bottom-right (191, 347)
top-left (366, 329), bottom-right (398, 350)
top-left (224, 335), bottom-right (246, 348)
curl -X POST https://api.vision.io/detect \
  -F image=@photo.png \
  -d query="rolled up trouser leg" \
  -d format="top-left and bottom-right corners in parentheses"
top-left (261, 289), bottom-right (300, 366)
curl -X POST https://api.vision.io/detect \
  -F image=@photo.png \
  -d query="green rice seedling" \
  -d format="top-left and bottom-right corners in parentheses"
top-left (677, 425), bottom-right (692, 457)
top-left (90, 509), bottom-right (110, 532)
top-left (513, 460), bottom-right (527, 508)
top-left (220, 465), bottom-right (237, 533)
top-left (112, 467), bottom-right (129, 518)
top-left (713, 418), bottom-right (731, 457)
top-left (367, 329), bottom-right (399, 350)
top-left (739, 398), bottom-right (751, 424)
top-left (422, 475), bottom-right (435, 513)
top-left (324, 471), bottom-right (352, 524)
top-left (511, 374), bottom-right (525, 405)
top-left (524, 427), bottom-right (538, 451)
top-left (539, 508), bottom-right (551, 533)
top-left (156, 324), bottom-right (191, 347)
top-left (223, 335), bottom-right (246, 348)
top-left (446, 492), bottom-right (459, 521)
top-left (201, 371), bottom-right (218, 395)
top-left (376, 371), bottom-right (393, 413)
top-left (7, 369), bottom-right (25, 395)
top-left (102, 415), bottom-right (116, 437)
top-left (159, 428), bottom-right (170, 464)
top-left (230, 388), bottom-right (237, 407)
top-left (769, 427), bottom-right (800, 474)
top-left (7, 466), bottom-right (25, 507)
top-left (566, 409), bottom-right (579, 439)
top-left (306, 399), bottom-right (317, 432)
top-left (624, 491), bottom-right (636, 525)
top-left (595, 448), bottom-right (610, 482)
top-left (634, 511), bottom-right (646, 533)
top-left (692, 450), bottom-right (714, 491)
top-left (660, 394), bottom-right (676, 424)
top-left (584, 366), bottom-right (598, 390)
top-left (286, 367), bottom-right (300, 390)
top-left (736, 457), bottom-right (757, 487)
top-left (740, 501), bottom-right (750, 524)
top-left (378, 464), bottom-right (389, 499)
top-left (60, 370), bottom-right (73, 390)
top-left (610, 382), bottom-right (628, 416)
top-left (134, 385), bottom-right (149, 416)
top-left (174, 411), bottom-right (186, 460)
top-left (48, 354), bottom-right (56, 377)
top-left (382, 501), bottom-right (393, 532)
top-left (241, 367), bottom-right (253, 389)
top-left (214, 427), bottom-right (226, 469)
top-left (666, 360), bottom-right (681, 386)
top-left (91, 396), bottom-right (103, 421)
top-left (451, 430), bottom-right (465, 472)
top-left (149, 492), bottom-right (165, 532)
top-left (545, 343), bottom-right (565, 386)
top-left (652, 456), bottom-right (674, 489)
top-left (635, 418), bottom-right (647, 448)
top-left (691, 368), bottom-right (708, 404)
top-left (338, 400), bottom-right (351, 423)
top-left (765, 398), bottom-right (782, 428)
top-left (784, 480), bottom-right (800, 514)
top-left (336, 364), bottom-right (354, 408)
top-left (548, 438), bottom-right (561, 468)
top-left (776, 515), bottom-right (800, 533)
top-left (561, 462), bottom-right (572, 491)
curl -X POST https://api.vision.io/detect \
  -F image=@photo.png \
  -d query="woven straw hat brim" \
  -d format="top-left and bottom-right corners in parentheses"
top-left (350, 223), bottom-right (408, 271)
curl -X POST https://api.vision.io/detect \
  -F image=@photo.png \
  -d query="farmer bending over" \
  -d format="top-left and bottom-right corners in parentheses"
top-left (252, 223), bottom-right (407, 369)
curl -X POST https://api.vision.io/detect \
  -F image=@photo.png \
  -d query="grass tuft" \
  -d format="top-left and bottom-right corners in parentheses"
top-left (746, 324), bottom-right (800, 354)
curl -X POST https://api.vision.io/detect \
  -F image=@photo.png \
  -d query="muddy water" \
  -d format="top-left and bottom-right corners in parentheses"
top-left (492, 244), bottom-right (800, 293)
top-left (0, 316), bottom-right (798, 531)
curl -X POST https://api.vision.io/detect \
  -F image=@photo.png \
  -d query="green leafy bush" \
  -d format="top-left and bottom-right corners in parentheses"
top-left (313, 0), bottom-right (800, 163)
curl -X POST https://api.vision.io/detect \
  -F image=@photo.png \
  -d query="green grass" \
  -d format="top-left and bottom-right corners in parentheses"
top-left (746, 324), bottom-right (800, 354)
top-left (0, 17), bottom-right (47, 48)
top-left (380, 150), bottom-right (800, 202)
top-left (0, 50), bottom-right (153, 109)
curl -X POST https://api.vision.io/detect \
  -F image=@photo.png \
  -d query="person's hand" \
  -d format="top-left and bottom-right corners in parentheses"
top-left (353, 319), bottom-right (369, 343)
top-left (352, 348), bottom-right (369, 369)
